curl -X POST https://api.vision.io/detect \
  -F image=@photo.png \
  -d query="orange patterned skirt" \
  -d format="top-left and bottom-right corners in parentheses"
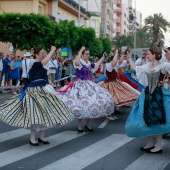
top-left (99, 80), bottom-right (139, 107)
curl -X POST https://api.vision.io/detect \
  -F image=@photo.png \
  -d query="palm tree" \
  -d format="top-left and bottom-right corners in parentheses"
top-left (113, 35), bottom-right (133, 48)
top-left (145, 13), bottom-right (170, 44)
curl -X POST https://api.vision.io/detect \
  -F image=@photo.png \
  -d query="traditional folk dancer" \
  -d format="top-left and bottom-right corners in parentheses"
top-left (57, 47), bottom-right (114, 132)
top-left (98, 50), bottom-right (140, 119)
top-left (117, 54), bottom-right (145, 90)
top-left (126, 48), bottom-right (170, 153)
top-left (0, 46), bottom-right (74, 146)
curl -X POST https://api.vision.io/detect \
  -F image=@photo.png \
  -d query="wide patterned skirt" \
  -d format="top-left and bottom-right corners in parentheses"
top-left (57, 80), bottom-right (114, 119)
top-left (125, 87), bottom-right (170, 137)
top-left (0, 85), bottom-right (74, 130)
top-left (99, 80), bottom-right (139, 107)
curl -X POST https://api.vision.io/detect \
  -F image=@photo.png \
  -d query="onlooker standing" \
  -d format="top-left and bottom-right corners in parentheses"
top-left (22, 52), bottom-right (31, 86)
top-left (60, 57), bottom-right (68, 86)
top-left (46, 55), bottom-right (58, 84)
top-left (2, 54), bottom-right (11, 87)
top-left (9, 56), bottom-right (21, 94)
top-left (0, 52), bottom-right (4, 89)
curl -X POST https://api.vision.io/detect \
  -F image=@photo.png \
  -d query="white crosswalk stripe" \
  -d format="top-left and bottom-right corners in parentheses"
top-left (39, 134), bottom-right (133, 170)
top-left (0, 131), bottom-right (86, 168)
top-left (0, 129), bottom-right (29, 143)
top-left (124, 140), bottom-right (170, 170)
top-left (0, 128), bottom-right (170, 170)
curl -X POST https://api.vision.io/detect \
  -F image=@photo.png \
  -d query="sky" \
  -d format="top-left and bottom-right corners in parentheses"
top-left (84, 0), bottom-right (170, 46)
top-left (135, 0), bottom-right (170, 47)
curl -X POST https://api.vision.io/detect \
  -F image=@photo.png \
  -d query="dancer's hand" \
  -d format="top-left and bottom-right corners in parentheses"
top-left (51, 46), bottom-right (56, 51)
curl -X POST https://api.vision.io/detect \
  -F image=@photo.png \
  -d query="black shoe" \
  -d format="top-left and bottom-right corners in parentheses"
top-left (38, 138), bottom-right (50, 144)
top-left (140, 146), bottom-right (154, 151)
top-left (114, 110), bottom-right (121, 114)
top-left (85, 125), bottom-right (94, 132)
top-left (29, 140), bottom-right (39, 146)
top-left (77, 127), bottom-right (83, 133)
top-left (147, 149), bottom-right (162, 154)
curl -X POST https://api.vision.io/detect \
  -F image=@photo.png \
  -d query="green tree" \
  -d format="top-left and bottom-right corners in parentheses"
top-left (113, 35), bottom-right (133, 49)
top-left (0, 13), bottom-right (55, 55)
top-left (145, 13), bottom-right (170, 44)
top-left (90, 38), bottom-right (103, 57)
top-left (100, 38), bottom-right (112, 55)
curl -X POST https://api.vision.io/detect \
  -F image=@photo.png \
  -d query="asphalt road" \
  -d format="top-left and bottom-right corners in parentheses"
top-left (0, 92), bottom-right (170, 170)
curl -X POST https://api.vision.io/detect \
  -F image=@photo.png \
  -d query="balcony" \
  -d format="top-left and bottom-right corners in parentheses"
top-left (113, 27), bottom-right (121, 33)
top-left (113, 0), bottom-right (121, 5)
top-left (58, 0), bottom-right (90, 19)
top-left (113, 18), bottom-right (121, 23)
top-left (48, 14), bottom-right (56, 22)
top-left (113, 8), bottom-right (121, 13)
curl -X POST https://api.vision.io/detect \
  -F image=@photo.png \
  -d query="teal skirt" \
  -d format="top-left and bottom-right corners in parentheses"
top-left (125, 87), bottom-right (170, 137)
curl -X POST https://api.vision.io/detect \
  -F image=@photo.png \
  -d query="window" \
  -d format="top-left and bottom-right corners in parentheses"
top-left (124, 21), bottom-right (126, 26)
top-left (38, 5), bottom-right (43, 14)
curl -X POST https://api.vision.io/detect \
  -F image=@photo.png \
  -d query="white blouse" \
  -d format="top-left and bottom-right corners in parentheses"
top-left (136, 62), bottom-right (170, 75)
top-left (73, 59), bottom-right (99, 73)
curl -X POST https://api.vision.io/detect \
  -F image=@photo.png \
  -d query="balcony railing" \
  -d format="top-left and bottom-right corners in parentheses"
top-left (113, 8), bottom-right (121, 13)
top-left (113, 0), bottom-right (121, 5)
top-left (113, 18), bottom-right (121, 23)
top-left (48, 14), bottom-right (56, 22)
top-left (113, 27), bottom-right (121, 33)
top-left (63, 0), bottom-right (90, 17)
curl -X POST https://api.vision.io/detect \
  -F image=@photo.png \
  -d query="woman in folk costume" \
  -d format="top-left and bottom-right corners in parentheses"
top-left (98, 50), bottom-right (140, 118)
top-left (57, 46), bottom-right (114, 132)
top-left (126, 48), bottom-right (170, 153)
top-left (117, 53), bottom-right (145, 90)
top-left (0, 46), bottom-right (74, 146)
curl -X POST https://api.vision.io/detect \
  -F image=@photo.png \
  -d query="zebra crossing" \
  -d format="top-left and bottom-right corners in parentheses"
top-left (0, 126), bottom-right (170, 170)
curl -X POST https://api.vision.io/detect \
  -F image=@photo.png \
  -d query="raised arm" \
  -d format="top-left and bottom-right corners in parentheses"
top-left (127, 51), bottom-right (136, 70)
top-left (111, 50), bottom-right (118, 67)
top-left (96, 54), bottom-right (105, 66)
top-left (74, 46), bottom-right (85, 66)
top-left (43, 46), bottom-right (56, 65)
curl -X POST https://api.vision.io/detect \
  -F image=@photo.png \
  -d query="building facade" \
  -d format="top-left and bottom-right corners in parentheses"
top-left (0, 0), bottom-right (89, 55)
top-left (85, 12), bottom-right (101, 38)
top-left (100, 0), bottom-right (114, 40)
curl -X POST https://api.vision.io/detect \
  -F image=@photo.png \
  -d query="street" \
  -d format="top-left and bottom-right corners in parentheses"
top-left (0, 93), bottom-right (170, 170)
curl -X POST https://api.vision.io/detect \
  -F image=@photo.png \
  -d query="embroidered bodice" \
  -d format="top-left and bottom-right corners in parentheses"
top-left (147, 71), bottom-right (164, 94)
top-left (29, 61), bottom-right (48, 83)
top-left (73, 59), bottom-right (98, 80)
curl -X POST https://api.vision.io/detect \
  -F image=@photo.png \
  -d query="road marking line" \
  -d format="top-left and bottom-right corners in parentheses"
top-left (39, 134), bottom-right (133, 170)
top-left (98, 118), bottom-right (110, 128)
top-left (0, 129), bottom-right (30, 143)
top-left (0, 131), bottom-right (86, 168)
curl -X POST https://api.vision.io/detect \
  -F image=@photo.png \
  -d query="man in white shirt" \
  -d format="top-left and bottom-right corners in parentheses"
top-left (45, 55), bottom-right (58, 84)
top-left (0, 52), bottom-right (4, 87)
top-left (22, 52), bottom-right (31, 85)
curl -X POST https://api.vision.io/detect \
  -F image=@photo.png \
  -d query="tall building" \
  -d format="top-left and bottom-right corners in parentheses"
top-left (85, 12), bottom-right (101, 38)
top-left (113, 0), bottom-right (130, 37)
top-left (100, 0), bottom-right (114, 40)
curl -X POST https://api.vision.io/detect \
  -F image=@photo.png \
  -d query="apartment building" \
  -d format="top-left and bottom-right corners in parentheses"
top-left (0, 0), bottom-right (89, 54)
top-left (85, 11), bottom-right (101, 38)
top-left (113, 0), bottom-right (130, 37)
top-left (100, 0), bottom-right (113, 40)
